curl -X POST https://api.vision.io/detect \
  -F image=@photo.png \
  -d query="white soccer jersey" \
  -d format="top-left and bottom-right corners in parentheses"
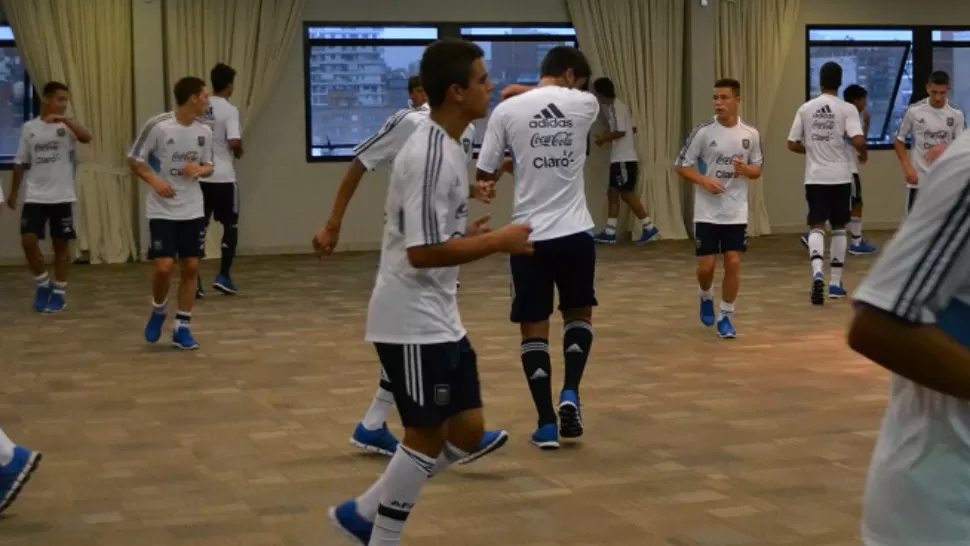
top-left (605, 99), bottom-right (638, 163)
top-left (365, 121), bottom-right (470, 345)
top-left (788, 94), bottom-right (864, 185)
top-left (675, 117), bottom-right (763, 225)
top-left (14, 118), bottom-right (78, 204)
top-left (846, 110), bottom-right (866, 174)
top-left (200, 95), bottom-right (242, 183)
top-left (854, 132), bottom-right (970, 546)
top-left (477, 86), bottom-right (599, 241)
top-left (896, 99), bottom-right (966, 187)
top-left (356, 104), bottom-right (475, 170)
top-left (128, 113), bottom-right (214, 221)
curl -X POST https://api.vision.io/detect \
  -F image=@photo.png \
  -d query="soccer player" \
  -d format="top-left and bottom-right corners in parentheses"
top-left (197, 62), bottom-right (244, 298)
top-left (787, 61), bottom-right (866, 305)
top-left (476, 46), bottom-right (599, 450)
top-left (313, 77), bottom-right (509, 464)
top-left (589, 77), bottom-right (659, 245)
top-left (674, 78), bottom-right (763, 339)
top-left (0, 425), bottom-right (41, 515)
top-left (129, 76), bottom-right (214, 350)
top-left (328, 39), bottom-right (533, 546)
top-left (894, 70), bottom-right (965, 214)
top-left (847, 131), bottom-right (970, 546)
top-left (5, 81), bottom-right (92, 313)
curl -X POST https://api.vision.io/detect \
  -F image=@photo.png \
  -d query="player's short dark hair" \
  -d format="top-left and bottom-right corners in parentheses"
top-left (592, 77), bottom-right (616, 99)
top-left (173, 76), bottom-right (207, 106)
top-left (929, 70), bottom-right (950, 86)
top-left (540, 46), bottom-right (592, 82)
top-left (714, 78), bottom-right (741, 96)
top-left (419, 39), bottom-right (485, 108)
top-left (42, 81), bottom-right (69, 97)
top-left (210, 63), bottom-right (236, 93)
top-left (819, 62), bottom-right (843, 91)
top-left (407, 75), bottom-right (422, 93)
top-left (843, 84), bottom-right (867, 103)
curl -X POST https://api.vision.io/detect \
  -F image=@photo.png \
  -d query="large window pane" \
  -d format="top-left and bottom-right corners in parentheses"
top-left (933, 46), bottom-right (970, 113)
top-left (809, 29), bottom-right (911, 42)
top-left (934, 30), bottom-right (970, 42)
top-left (307, 26), bottom-right (437, 40)
top-left (461, 26), bottom-right (575, 37)
top-left (0, 46), bottom-right (28, 161)
top-left (808, 44), bottom-right (912, 145)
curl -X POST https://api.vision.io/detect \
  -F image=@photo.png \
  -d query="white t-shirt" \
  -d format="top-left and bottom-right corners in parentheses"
top-left (365, 120), bottom-right (469, 345)
top-left (788, 94), bottom-right (864, 185)
top-left (200, 95), bottom-right (241, 183)
top-left (14, 118), bottom-right (78, 204)
top-left (846, 110), bottom-right (866, 175)
top-left (476, 86), bottom-right (599, 242)
top-left (128, 112), bottom-right (214, 221)
top-left (896, 99), bottom-right (966, 188)
top-left (675, 117), bottom-right (763, 225)
top-left (605, 100), bottom-right (638, 163)
top-left (854, 132), bottom-right (970, 546)
top-left (356, 103), bottom-right (475, 170)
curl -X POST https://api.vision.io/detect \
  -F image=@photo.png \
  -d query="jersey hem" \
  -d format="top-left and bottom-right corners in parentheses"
top-left (364, 331), bottom-right (468, 345)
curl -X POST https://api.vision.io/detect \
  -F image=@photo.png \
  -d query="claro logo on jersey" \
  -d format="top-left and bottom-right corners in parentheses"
top-left (713, 154), bottom-right (743, 179)
top-left (33, 141), bottom-right (61, 164)
top-left (922, 130), bottom-right (950, 148)
top-left (534, 150), bottom-right (576, 169)
top-left (530, 103), bottom-right (573, 129)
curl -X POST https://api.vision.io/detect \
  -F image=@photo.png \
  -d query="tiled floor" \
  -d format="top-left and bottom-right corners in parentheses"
top-left (0, 234), bottom-right (891, 545)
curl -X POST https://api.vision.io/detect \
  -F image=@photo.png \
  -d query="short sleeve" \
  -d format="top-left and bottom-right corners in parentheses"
top-left (854, 151), bottom-right (970, 323)
top-left (748, 131), bottom-right (764, 166)
top-left (787, 109), bottom-right (804, 142)
top-left (606, 104), bottom-right (619, 132)
top-left (476, 106), bottom-right (508, 174)
top-left (356, 111), bottom-right (421, 171)
top-left (844, 106), bottom-right (864, 139)
top-left (953, 109), bottom-right (966, 139)
top-left (129, 117), bottom-right (162, 162)
top-left (401, 131), bottom-right (452, 249)
top-left (226, 106), bottom-right (242, 140)
top-left (200, 127), bottom-right (214, 165)
top-left (13, 125), bottom-right (30, 165)
top-left (896, 108), bottom-right (914, 141)
top-left (675, 124), bottom-right (707, 168)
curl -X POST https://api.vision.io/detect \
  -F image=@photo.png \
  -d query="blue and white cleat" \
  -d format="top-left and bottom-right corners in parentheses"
top-left (457, 429), bottom-right (509, 465)
top-left (350, 423), bottom-right (399, 456)
top-left (0, 446), bottom-right (42, 515)
top-left (328, 500), bottom-right (372, 545)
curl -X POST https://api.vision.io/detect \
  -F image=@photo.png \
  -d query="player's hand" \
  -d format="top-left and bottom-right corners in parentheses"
top-left (500, 84), bottom-right (534, 101)
top-left (152, 181), bottom-right (176, 198)
top-left (467, 214), bottom-right (492, 237)
top-left (903, 164), bottom-right (919, 185)
top-left (593, 135), bottom-right (604, 147)
top-left (472, 180), bottom-right (496, 203)
top-left (313, 223), bottom-right (340, 257)
top-left (925, 143), bottom-right (947, 164)
top-left (180, 162), bottom-right (203, 179)
top-left (495, 223), bottom-right (534, 255)
top-left (862, 110), bottom-right (871, 123)
top-left (5, 193), bottom-right (16, 210)
top-left (701, 177), bottom-right (725, 195)
top-left (731, 158), bottom-right (750, 178)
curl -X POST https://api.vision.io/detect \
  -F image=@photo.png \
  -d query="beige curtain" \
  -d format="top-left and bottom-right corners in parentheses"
top-left (716, 0), bottom-right (801, 236)
top-left (567, 0), bottom-right (689, 240)
top-left (163, 0), bottom-right (305, 257)
top-left (4, 0), bottom-right (138, 264)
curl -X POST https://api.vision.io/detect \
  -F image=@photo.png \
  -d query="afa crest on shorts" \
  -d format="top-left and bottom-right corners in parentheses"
top-left (742, 138), bottom-right (751, 150)
top-left (947, 117), bottom-right (955, 127)
top-left (57, 128), bottom-right (66, 137)
top-left (198, 135), bottom-right (206, 146)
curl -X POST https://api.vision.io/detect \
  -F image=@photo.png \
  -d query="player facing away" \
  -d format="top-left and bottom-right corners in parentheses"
top-left (313, 76), bottom-right (510, 463)
top-left (847, 131), bottom-right (970, 546)
top-left (129, 77), bottom-right (214, 350)
top-left (674, 79), bottom-right (763, 339)
top-left (0, 425), bottom-right (41, 515)
top-left (589, 77), bottom-right (659, 244)
top-left (5, 81), bottom-right (92, 313)
top-left (328, 39), bottom-right (533, 546)
top-left (476, 46), bottom-right (600, 450)
top-left (197, 62), bottom-right (244, 298)
top-left (787, 61), bottom-right (867, 305)
top-left (894, 70), bottom-right (965, 214)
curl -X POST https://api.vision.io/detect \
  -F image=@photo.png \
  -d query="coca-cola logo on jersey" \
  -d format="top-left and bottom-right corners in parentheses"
top-left (530, 132), bottom-right (574, 148)
top-left (171, 151), bottom-right (201, 163)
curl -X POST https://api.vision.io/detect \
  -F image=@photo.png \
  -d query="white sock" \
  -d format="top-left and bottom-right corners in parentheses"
top-left (700, 286), bottom-right (714, 301)
top-left (0, 427), bottom-right (16, 466)
top-left (370, 445), bottom-right (435, 545)
top-left (53, 280), bottom-right (67, 295)
top-left (848, 217), bottom-right (863, 241)
top-left (152, 299), bottom-right (168, 315)
top-left (641, 216), bottom-right (654, 230)
top-left (362, 387), bottom-right (395, 431)
top-left (830, 229), bottom-right (847, 286)
top-left (173, 310), bottom-right (191, 330)
top-left (605, 218), bottom-right (618, 235)
top-left (34, 272), bottom-right (50, 288)
top-left (719, 301), bottom-right (735, 319)
top-left (808, 230), bottom-right (825, 277)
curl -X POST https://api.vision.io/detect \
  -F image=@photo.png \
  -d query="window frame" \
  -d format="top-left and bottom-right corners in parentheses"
top-left (0, 32), bottom-right (39, 170)
top-left (302, 23), bottom-right (439, 163)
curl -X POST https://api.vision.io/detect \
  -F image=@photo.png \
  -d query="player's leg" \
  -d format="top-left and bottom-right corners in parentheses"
top-left (19, 204), bottom-right (52, 312)
top-left (827, 183), bottom-right (852, 299)
top-left (716, 225), bottom-right (747, 339)
top-left (196, 183), bottom-right (215, 300)
top-left (510, 248), bottom-right (559, 449)
top-left (212, 182), bottom-right (240, 295)
top-left (145, 219), bottom-right (177, 343)
top-left (0, 426), bottom-right (41, 515)
top-left (594, 174), bottom-right (621, 244)
top-left (848, 174), bottom-right (877, 255)
top-left (45, 203), bottom-right (76, 313)
top-left (351, 366), bottom-right (400, 456)
top-left (805, 185), bottom-right (829, 306)
top-left (694, 222), bottom-right (719, 327)
top-left (171, 218), bottom-right (206, 350)
top-left (554, 232), bottom-right (598, 440)
top-left (620, 162), bottom-right (659, 244)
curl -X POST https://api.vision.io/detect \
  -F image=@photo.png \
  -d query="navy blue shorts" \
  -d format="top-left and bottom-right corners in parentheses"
top-left (509, 231), bottom-right (598, 323)
top-left (608, 161), bottom-right (638, 193)
top-left (20, 202), bottom-right (76, 240)
top-left (148, 217), bottom-right (207, 260)
top-left (694, 223), bottom-right (747, 256)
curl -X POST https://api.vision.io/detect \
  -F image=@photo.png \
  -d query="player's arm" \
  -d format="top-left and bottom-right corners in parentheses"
top-left (475, 108), bottom-right (508, 183)
top-left (128, 120), bottom-right (174, 197)
top-left (194, 128), bottom-right (215, 179)
top-left (786, 111), bottom-right (806, 154)
top-left (227, 106), bottom-right (243, 159)
top-left (894, 108), bottom-right (915, 166)
top-left (845, 108), bottom-right (867, 162)
top-left (595, 107), bottom-right (625, 145)
top-left (6, 126), bottom-right (29, 208)
top-left (674, 126), bottom-right (723, 194)
top-left (736, 132), bottom-right (764, 180)
top-left (61, 117), bottom-right (92, 144)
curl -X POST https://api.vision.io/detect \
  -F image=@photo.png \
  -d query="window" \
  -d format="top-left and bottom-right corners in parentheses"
top-left (0, 26), bottom-right (38, 166)
top-left (807, 29), bottom-right (913, 147)
top-left (933, 31), bottom-right (970, 114)
top-left (303, 25), bottom-right (438, 161)
top-left (460, 26), bottom-right (578, 150)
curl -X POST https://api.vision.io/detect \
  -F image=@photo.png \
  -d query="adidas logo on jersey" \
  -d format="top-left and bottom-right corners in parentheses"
top-left (813, 105), bottom-right (835, 119)
top-left (530, 103), bottom-right (573, 128)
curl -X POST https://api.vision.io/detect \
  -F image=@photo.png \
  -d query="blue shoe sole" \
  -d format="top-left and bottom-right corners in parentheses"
top-left (531, 438), bottom-right (561, 450)
top-left (349, 437), bottom-right (396, 457)
top-left (213, 282), bottom-right (238, 295)
top-left (171, 341), bottom-right (200, 351)
top-left (558, 401), bottom-right (584, 439)
top-left (717, 331), bottom-right (737, 339)
top-left (327, 506), bottom-right (368, 545)
top-left (0, 451), bottom-right (42, 515)
top-left (457, 430), bottom-right (509, 465)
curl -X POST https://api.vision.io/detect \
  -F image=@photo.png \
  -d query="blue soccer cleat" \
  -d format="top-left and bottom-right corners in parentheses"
top-left (350, 423), bottom-right (399, 457)
top-left (0, 446), bottom-right (42, 515)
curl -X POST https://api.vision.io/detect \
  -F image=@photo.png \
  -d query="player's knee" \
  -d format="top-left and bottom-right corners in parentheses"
top-left (154, 258), bottom-right (176, 277)
top-left (723, 253), bottom-right (742, 275)
top-left (21, 233), bottom-right (40, 250)
top-left (179, 258), bottom-right (200, 278)
top-left (696, 257), bottom-right (716, 277)
top-left (445, 414), bottom-right (485, 454)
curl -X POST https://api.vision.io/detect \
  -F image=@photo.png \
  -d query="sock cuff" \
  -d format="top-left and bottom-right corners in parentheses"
top-left (34, 272), bottom-right (49, 281)
top-left (521, 338), bottom-right (549, 353)
top-left (443, 441), bottom-right (470, 462)
top-left (831, 229), bottom-right (847, 237)
top-left (398, 444), bottom-right (436, 477)
top-left (564, 320), bottom-right (592, 333)
top-left (152, 299), bottom-right (168, 308)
